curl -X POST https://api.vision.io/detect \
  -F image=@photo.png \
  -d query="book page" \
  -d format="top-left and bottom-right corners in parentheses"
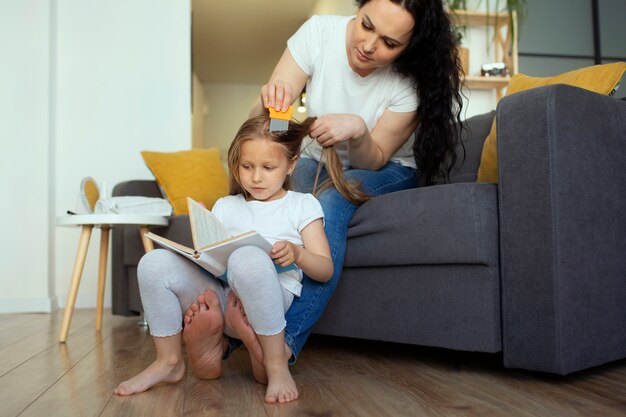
top-left (188, 198), bottom-right (230, 250)
top-left (198, 232), bottom-right (273, 269)
top-left (144, 232), bottom-right (195, 255)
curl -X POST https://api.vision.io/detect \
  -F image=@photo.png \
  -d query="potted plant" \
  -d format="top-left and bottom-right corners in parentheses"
top-left (444, 0), bottom-right (470, 76)
top-left (446, 0), bottom-right (528, 77)
top-left (489, 0), bottom-right (527, 35)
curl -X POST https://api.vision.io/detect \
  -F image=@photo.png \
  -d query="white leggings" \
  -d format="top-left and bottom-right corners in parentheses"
top-left (226, 246), bottom-right (294, 336)
top-left (137, 247), bottom-right (293, 337)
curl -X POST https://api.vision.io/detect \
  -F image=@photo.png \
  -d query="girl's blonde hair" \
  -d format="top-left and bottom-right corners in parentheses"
top-left (227, 115), bottom-right (369, 205)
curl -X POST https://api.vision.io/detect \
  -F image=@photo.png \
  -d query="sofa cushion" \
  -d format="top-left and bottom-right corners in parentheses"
top-left (345, 183), bottom-right (499, 267)
top-left (477, 62), bottom-right (626, 183)
top-left (141, 148), bottom-right (229, 215)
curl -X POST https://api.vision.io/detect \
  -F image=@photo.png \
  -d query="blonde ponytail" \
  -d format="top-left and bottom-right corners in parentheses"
top-left (313, 146), bottom-right (370, 206)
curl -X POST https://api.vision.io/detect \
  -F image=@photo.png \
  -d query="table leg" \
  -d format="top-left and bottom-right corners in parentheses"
top-left (95, 226), bottom-right (110, 331)
top-left (59, 225), bottom-right (93, 343)
top-left (137, 226), bottom-right (155, 327)
top-left (139, 226), bottom-right (154, 252)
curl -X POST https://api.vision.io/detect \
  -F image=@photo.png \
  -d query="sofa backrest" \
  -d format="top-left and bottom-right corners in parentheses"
top-left (112, 180), bottom-right (163, 198)
top-left (423, 110), bottom-right (495, 185)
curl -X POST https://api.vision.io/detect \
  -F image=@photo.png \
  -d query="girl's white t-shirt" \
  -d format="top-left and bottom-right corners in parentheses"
top-left (288, 14), bottom-right (419, 169)
top-left (211, 191), bottom-right (324, 296)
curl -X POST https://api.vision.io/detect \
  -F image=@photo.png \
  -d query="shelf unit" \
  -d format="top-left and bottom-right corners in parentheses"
top-left (450, 9), bottom-right (518, 100)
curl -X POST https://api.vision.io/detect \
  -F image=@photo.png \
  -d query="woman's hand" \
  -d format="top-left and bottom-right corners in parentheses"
top-left (309, 114), bottom-right (368, 147)
top-left (271, 241), bottom-right (301, 267)
top-left (261, 80), bottom-right (294, 113)
top-left (249, 48), bottom-right (308, 118)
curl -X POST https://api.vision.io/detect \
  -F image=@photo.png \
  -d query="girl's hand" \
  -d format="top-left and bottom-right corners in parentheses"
top-left (261, 80), bottom-right (293, 113)
top-left (271, 241), bottom-right (300, 267)
top-left (309, 114), bottom-right (367, 147)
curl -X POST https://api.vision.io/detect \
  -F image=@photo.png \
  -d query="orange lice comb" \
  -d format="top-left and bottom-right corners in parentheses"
top-left (268, 105), bottom-right (294, 132)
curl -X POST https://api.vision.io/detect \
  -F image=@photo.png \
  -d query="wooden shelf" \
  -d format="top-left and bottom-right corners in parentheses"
top-left (448, 9), bottom-right (518, 101)
top-left (464, 75), bottom-right (511, 90)
top-left (450, 9), bottom-right (510, 28)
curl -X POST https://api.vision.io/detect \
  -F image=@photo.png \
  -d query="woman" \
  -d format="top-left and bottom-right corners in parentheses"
top-left (247, 0), bottom-right (464, 364)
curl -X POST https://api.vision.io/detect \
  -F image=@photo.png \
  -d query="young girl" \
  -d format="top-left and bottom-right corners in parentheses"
top-left (215, 115), bottom-right (333, 403)
top-left (115, 114), bottom-right (353, 403)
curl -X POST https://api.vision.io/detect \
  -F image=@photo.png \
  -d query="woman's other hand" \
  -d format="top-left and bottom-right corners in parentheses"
top-left (309, 114), bottom-right (367, 147)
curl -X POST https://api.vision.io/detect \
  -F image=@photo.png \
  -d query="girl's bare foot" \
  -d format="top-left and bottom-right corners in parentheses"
top-left (114, 340), bottom-right (185, 395)
top-left (182, 289), bottom-right (227, 379)
top-left (224, 292), bottom-right (267, 384)
top-left (264, 361), bottom-right (299, 404)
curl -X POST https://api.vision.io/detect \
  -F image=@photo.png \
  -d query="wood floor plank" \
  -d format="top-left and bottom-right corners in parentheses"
top-left (0, 310), bottom-right (94, 376)
top-left (106, 382), bottom-right (187, 417)
top-left (0, 312), bottom-right (120, 416)
top-left (17, 314), bottom-right (146, 417)
top-left (268, 373), bottom-right (368, 417)
top-left (0, 314), bottom-right (45, 344)
top-left (100, 334), bottom-right (187, 417)
top-left (2, 310), bottom-right (626, 417)
top-left (183, 367), bottom-right (268, 417)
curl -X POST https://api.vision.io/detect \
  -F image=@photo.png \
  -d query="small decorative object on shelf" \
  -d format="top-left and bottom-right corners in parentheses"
top-left (481, 62), bottom-right (510, 77)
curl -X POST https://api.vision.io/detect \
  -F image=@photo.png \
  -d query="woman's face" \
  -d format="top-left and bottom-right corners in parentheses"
top-left (347, 0), bottom-right (415, 77)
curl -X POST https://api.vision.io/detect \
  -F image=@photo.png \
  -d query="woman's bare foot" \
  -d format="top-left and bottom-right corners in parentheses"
top-left (224, 292), bottom-right (267, 384)
top-left (182, 289), bottom-right (227, 379)
top-left (264, 361), bottom-right (299, 404)
top-left (114, 336), bottom-right (185, 395)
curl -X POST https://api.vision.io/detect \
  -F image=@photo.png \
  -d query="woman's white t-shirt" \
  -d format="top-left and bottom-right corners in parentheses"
top-left (211, 191), bottom-right (324, 296)
top-left (287, 14), bottom-right (419, 169)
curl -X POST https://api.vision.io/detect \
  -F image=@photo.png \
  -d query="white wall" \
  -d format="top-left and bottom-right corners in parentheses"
top-left (0, 1), bottom-right (53, 312)
top-left (192, 72), bottom-right (206, 149)
top-left (203, 83), bottom-right (261, 158)
top-left (0, 0), bottom-right (191, 313)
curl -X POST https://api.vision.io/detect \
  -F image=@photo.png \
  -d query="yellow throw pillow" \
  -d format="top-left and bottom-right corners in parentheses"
top-left (476, 62), bottom-right (626, 183)
top-left (141, 148), bottom-right (229, 215)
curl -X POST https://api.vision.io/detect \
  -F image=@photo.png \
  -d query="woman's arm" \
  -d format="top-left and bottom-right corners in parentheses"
top-left (270, 219), bottom-right (333, 282)
top-left (249, 48), bottom-right (309, 118)
top-left (310, 109), bottom-right (419, 170)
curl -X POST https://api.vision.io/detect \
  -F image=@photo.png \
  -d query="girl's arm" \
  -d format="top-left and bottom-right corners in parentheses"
top-left (249, 48), bottom-right (309, 117)
top-left (270, 219), bottom-right (333, 282)
top-left (309, 109), bottom-right (419, 170)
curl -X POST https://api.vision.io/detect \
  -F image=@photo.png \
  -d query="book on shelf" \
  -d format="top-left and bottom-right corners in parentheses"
top-left (144, 197), bottom-right (277, 281)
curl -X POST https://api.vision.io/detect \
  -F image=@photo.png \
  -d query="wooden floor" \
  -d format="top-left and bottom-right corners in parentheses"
top-left (1, 310), bottom-right (625, 417)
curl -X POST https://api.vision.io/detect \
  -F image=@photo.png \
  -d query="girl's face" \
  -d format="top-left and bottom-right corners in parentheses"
top-left (238, 138), bottom-right (295, 202)
top-left (347, 0), bottom-right (415, 77)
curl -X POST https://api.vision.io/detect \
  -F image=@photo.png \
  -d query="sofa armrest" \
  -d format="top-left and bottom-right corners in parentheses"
top-left (497, 84), bottom-right (626, 374)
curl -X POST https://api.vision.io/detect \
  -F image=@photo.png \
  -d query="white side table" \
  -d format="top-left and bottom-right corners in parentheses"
top-left (56, 214), bottom-right (168, 342)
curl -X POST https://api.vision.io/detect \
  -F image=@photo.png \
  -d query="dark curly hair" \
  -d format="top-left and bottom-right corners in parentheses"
top-left (356, 0), bottom-right (464, 185)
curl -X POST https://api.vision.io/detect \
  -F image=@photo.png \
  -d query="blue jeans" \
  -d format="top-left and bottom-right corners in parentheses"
top-left (286, 157), bottom-right (418, 363)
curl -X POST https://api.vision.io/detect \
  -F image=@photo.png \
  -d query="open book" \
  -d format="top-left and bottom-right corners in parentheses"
top-left (144, 197), bottom-right (274, 280)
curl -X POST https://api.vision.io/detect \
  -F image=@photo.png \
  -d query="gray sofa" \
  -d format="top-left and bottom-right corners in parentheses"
top-left (112, 84), bottom-right (626, 375)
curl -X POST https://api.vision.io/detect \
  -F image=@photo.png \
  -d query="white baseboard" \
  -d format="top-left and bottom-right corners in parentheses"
top-left (0, 293), bottom-right (112, 314)
top-left (0, 296), bottom-right (58, 313)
